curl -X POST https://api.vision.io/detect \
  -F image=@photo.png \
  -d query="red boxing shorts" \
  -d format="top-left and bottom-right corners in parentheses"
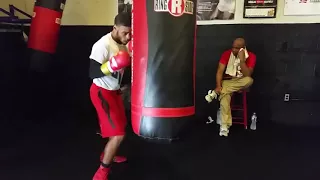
top-left (90, 83), bottom-right (127, 138)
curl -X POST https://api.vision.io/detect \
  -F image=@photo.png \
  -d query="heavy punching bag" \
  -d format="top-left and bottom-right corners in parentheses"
top-left (131, 0), bottom-right (197, 141)
top-left (28, 0), bottom-right (67, 72)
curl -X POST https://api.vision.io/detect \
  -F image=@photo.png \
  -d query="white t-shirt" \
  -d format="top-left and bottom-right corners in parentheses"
top-left (89, 33), bottom-right (129, 90)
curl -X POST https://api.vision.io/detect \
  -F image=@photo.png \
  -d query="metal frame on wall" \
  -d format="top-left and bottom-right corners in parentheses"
top-left (243, 0), bottom-right (277, 18)
top-left (0, 4), bottom-right (32, 24)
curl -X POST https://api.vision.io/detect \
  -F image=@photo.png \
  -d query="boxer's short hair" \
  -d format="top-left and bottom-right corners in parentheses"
top-left (114, 12), bottom-right (131, 27)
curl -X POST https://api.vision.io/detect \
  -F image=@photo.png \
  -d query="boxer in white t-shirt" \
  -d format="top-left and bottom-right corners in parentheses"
top-left (89, 12), bottom-right (131, 180)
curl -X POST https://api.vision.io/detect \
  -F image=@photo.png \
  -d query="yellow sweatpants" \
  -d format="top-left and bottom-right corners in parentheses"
top-left (219, 77), bottom-right (253, 129)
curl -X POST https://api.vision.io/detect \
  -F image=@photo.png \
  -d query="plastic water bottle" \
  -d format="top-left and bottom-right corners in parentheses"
top-left (216, 108), bottom-right (222, 125)
top-left (206, 116), bottom-right (214, 124)
top-left (250, 112), bottom-right (257, 130)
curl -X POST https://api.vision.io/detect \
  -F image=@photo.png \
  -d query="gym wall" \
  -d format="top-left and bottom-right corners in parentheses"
top-left (61, 0), bottom-right (117, 25)
top-left (2, 1), bottom-right (320, 127)
top-left (0, 0), bottom-right (118, 25)
top-left (0, 0), bottom-right (119, 121)
top-left (0, 0), bottom-right (30, 16)
top-left (0, 0), bottom-right (31, 121)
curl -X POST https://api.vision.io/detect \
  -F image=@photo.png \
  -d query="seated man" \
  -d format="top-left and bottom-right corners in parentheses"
top-left (214, 38), bottom-right (256, 137)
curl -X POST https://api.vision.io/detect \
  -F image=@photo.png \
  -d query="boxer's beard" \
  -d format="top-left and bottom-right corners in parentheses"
top-left (111, 31), bottom-right (123, 45)
top-left (114, 31), bottom-right (123, 44)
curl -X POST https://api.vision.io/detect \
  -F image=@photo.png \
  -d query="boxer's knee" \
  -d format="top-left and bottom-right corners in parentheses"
top-left (110, 135), bottom-right (125, 144)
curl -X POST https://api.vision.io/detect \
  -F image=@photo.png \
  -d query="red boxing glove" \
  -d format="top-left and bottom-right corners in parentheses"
top-left (109, 50), bottom-right (130, 71)
top-left (101, 50), bottom-right (130, 75)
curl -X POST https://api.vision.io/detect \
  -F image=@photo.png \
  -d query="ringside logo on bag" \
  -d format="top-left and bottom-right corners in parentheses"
top-left (154, 0), bottom-right (194, 17)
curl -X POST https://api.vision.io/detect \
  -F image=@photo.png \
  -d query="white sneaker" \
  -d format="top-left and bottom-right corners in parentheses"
top-left (219, 127), bottom-right (229, 137)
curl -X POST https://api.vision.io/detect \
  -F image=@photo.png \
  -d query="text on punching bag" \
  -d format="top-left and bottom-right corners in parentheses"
top-left (154, 0), bottom-right (194, 17)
